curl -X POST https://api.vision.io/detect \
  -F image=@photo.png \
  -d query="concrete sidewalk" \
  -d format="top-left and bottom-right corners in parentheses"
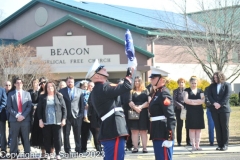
top-left (11, 130), bottom-right (240, 159)
top-left (124, 144), bottom-right (240, 156)
top-left (66, 131), bottom-right (240, 156)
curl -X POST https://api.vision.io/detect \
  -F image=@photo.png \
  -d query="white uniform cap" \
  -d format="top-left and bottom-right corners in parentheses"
top-left (85, 59), bottom-right (104, 79)
top-left (80, 80), bottom-right (89, 84)
top-left (149, 66), bottom-right (169, 78)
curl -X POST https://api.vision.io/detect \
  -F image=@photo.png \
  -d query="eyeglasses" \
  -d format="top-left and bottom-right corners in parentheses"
top-left (40, 81), bottom-right (46, 85)
top-left (5, 85), bottom-right (11, 86)
top-left (95, 65), bottom-right (104, 73)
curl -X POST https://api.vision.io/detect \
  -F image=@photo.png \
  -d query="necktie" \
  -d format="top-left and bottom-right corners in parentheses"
top-left (18, 92), bottom-right (22, 112)
top-left (69, 88), bottom-right (73, 100)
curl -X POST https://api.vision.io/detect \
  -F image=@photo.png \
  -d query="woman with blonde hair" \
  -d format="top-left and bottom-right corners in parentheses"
top-left (184, 76), bottom-right (205, 151)
top-left (128, 76), bottom-right (149, 153)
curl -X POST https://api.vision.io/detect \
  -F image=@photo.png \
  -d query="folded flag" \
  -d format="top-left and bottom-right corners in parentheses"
top-left (125, 29), bottom-right (137, 69)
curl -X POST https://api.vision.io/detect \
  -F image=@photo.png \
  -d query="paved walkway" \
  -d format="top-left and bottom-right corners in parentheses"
top-left (125, 144), bottom-right (240, 155)
top-left (7, 130), bottom-right (240, 159)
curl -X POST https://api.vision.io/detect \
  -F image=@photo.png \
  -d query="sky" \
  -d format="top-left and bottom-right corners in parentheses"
top-left (0, 0), bottom-right (219, 21)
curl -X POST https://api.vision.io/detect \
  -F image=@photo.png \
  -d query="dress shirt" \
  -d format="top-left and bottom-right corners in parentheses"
top-left (217, 83), bottom-right (221, 94)
top-left (15, 89), bottom-right (23, 118)
top-left (68, 87), bottom-right (75, 100)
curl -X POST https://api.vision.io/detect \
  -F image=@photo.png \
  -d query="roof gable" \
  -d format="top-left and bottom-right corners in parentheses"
top-left (17, 14), bottom-right (154, 58)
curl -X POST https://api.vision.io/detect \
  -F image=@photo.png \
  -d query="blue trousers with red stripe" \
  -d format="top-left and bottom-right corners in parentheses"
top-left (101, 137), bottom-right (125, 160)
top-left (152, 140), bottom-right (174, 160)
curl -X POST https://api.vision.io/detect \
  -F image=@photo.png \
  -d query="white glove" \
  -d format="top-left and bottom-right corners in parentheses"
top-left (162, 140), bottom-right (173, 148)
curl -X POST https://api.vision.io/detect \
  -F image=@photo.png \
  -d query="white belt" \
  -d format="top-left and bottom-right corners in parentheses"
top-left (150, 116), bottom-right (166, 121)
top-left (101, 107), bottom-right (123, 121)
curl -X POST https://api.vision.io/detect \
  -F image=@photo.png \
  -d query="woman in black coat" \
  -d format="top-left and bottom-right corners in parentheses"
top-left (38, 81), bottom-right (67, 160)
top-left (208, 71), bottom-right (231, 151)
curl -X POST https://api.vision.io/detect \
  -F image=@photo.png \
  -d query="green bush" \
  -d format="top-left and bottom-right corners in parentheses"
top-left (230, 93), bottom-right (239, 106)
top-left (166, 80), bottom-right (178, 95)
top-left (166, 78), bottom-right (210, 93)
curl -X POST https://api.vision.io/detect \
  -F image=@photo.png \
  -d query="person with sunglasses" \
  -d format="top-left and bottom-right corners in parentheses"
top-left (86, 59), bottom-right (133, 160)
top-left (31, 77), bottom-right (54, 158)
top-left (148, 67), bottom-right (176, 160)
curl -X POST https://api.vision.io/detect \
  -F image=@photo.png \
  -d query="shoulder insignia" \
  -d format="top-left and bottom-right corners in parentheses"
top-left (110, 83), bottom-right (118, 87)
top-left (163, 97), bottom-right (171, 106)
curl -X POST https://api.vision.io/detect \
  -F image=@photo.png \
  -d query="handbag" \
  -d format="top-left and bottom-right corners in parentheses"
top-left (128, 109), bottom-right (140, 120)
top-left (180, 108), bottom-right (187, 120)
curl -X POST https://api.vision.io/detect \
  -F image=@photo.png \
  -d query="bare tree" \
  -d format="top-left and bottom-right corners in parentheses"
top-left (0, 44), bottom-right (55, 90)
top-left (158, 0), bottom-right (240, 83)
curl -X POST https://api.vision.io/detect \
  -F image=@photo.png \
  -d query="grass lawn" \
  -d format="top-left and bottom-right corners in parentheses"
top-left (147, 106), bottom-right (240, 146)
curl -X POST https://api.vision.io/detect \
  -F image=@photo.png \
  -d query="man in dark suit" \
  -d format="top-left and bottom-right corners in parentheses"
top-left (208, 72), bottom-right (231, 151)
top-left (59, 76), bottom-right (84, 154)
top-left (0, 86), bottom-right (7, 157)
top-left (4, 81), bottom-right (12, 148)
top-left (7, 77), bottom-right (32, 158)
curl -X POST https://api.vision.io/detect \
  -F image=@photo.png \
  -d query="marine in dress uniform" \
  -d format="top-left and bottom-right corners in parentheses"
top-left (86, 59), bottom-right (133, 160)
top-left (148, 67), bottom-right (176, 160)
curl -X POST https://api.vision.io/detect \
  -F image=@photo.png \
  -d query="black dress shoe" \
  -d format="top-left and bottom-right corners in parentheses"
top-left (187, 143), bottom-right (192, 146)
top-left (125, 148), bottom-right (132, 151)
top-left (216, 146), bottom-right (221, 150)
top-left (220, 145), bottom-right (228, 151)
top-left (132, 148), bottom-right (138, 153)
top-left (178, 143), bottom-right (182, 146)
top-left (80, 150), bottom-right (86, 153)
top-left (210, 143), bottom-right (214, 146)
top-left (142, 149), bottom-right (148, 153)
top-left (0, 151), bottom-right (8, 159)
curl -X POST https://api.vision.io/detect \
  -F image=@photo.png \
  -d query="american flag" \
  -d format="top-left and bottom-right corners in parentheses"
top-left (125, 29), bottom-right (137, 68)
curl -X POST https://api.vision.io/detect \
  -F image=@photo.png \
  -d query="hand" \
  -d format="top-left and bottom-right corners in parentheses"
top-left (17, 115), bottom-right (25, 122)
top-left (162, 140), bottom-right (173, 148)
top-left (126, 67), bottom-right (135, 77)
top-left (191, 100), bottom-right (195, 105)
top-left (134, 105), bottom-right (142, 113)
top-left (61, 119), bottom-right (66, 127)
top-left (85, 105), bottom-right (89, 109)
top-left (34, 105), bottom-right (37, 110)
top-left (214, 102), bottom-right (221, 109)
top-left (180, 105), bottom-right (184, 109)
top-left (39, 120), bottom-right (44, 128)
